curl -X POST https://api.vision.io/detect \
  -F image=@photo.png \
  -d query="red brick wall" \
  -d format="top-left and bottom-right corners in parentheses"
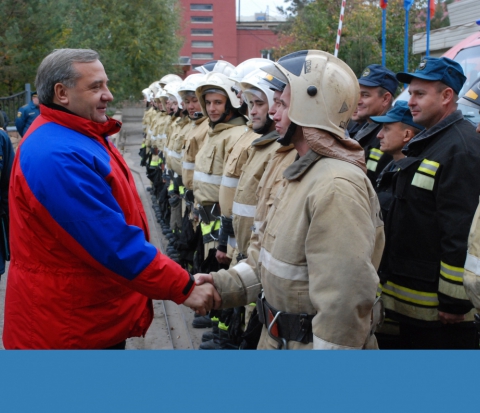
top-left (236, 28), bottom-right (279, 62)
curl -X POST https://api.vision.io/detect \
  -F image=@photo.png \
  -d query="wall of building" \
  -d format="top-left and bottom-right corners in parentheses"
top-left (179, 0), bottom-right (238, 72)
top-left (236, 28), bottom-right (279, 62)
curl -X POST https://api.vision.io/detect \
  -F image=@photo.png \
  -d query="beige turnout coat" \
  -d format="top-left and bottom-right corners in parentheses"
top-left (212, 127), bottom-right (384, 349)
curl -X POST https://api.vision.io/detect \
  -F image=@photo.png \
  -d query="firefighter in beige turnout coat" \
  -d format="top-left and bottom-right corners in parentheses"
top-left (196, 51), bottom-right (385, 350)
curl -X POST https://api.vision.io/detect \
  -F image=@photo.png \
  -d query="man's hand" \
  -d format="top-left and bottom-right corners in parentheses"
top-left (216, 249), bottom-right (232, 265)
top-left (183, 283), bottom-right (222, 315)
top-left (194, 273), bottom-right (215, 286)
top-left (438, 311), bottom-right (465, 324)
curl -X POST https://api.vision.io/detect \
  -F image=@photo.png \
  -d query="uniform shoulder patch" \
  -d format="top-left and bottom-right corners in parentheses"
top-left (17, 112), bottom-right (22, 117)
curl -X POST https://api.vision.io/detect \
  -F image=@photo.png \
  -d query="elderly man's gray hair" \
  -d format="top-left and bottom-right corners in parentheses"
top-left (35, 49), bottom-right (100, 105)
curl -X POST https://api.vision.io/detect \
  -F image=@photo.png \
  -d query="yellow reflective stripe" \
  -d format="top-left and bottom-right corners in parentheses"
top-left (218, 322), bottom-right (228, 331)
top-left (418, 159), bottom-right (440, 176)
top-left (382, 281), bottom-right (439, 307)
top-left (369, 148), bottom-right (383, 160)
top-left (150, 160), bottom-right (160, 166)
top-left (440, 261), bottom-right (464, 283)
top-left (179, 186), bottom-right (185, 195)
top-left (411, 172), bottom-right (434, 190)
top-left (382, 294), bottom-right (439, 321)
top-left (200, 219), bottom-right (220, 235)
top-left (366, 159), bottom-right (378, 172)
top-left (168, 183), bottom-right (174, 191)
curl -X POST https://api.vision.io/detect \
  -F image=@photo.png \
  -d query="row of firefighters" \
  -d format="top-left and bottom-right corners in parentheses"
top-left (139, 52), bottom-right (480, 350)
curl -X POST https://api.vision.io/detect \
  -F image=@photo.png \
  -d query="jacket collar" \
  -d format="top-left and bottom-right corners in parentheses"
top-left (209, 115), bottom-right (247, 136)
top-left (403, 110), bottom-right (463, 156)
top-left (284, 149), bottom-right (321, 180)
top-left (40, 104), bottom-right (121, 141)
top-left (252, 130), bottom-right (279, 147)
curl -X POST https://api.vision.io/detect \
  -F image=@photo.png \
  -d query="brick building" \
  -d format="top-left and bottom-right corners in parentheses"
top-left (178, 0), bottom-right (281, 76)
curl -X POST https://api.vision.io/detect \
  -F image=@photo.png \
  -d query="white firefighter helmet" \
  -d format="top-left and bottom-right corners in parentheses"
top-left (164, 81), bottom-right (184, 109)
top-left (275, 50), bottom-right (359, 138)
top-left (240, 68), bottom-right (275, 110)
top-left (194, 60), bottom-right (235, 76)
top-left (142, 88), bottom-right (153, 102)
top-left (229, 58), bottom-right (272, 85)
top-left (178, 73), bottom-right (206, 101)
top-left (149, 81), bottom-right (161, 98)
top-left (195, 72), bottom-right (241, 115)
top-left (458, 77), bottom-right (480, 110)
top-left (159, 74), bottom-right (183, 88)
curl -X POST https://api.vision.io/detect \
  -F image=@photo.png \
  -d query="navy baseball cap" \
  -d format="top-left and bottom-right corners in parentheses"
top-left (358, 64), bottom-right (399, 95)
top-left (370, 100), bottom-right (424, 130)
top-left (396, 57), bottom-right (466, 94)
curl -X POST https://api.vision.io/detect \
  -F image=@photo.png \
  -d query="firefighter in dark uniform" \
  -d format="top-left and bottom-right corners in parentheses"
top-left (379, 57), bottom-right (480, 349)
top-left (371, 100), bottom-right (424, 221)
top-left (15, 92), bottom-right (40, 137)
top-left (355, 64), bottom-right (398, 186)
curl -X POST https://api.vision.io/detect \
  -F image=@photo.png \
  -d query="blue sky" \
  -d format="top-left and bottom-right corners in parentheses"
top-left (236, 0), bottom-right (291, 19)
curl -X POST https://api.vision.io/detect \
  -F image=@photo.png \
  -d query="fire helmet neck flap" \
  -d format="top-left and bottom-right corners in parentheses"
top-left (163, 81), bottom-right (184, 110)
top-left (275, 50), bottom-right (359, 138)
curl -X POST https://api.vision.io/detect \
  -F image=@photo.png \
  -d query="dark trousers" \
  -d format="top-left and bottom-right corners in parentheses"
top-left (399, 322), bottom-right (478, 349)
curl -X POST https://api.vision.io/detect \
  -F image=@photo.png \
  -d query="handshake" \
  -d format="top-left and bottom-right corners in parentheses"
top-left (183, 274), bottom-right (222, 315)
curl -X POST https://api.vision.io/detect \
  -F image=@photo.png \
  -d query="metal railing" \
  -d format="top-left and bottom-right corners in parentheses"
top-left (0, 84), bottom-right (31, 131)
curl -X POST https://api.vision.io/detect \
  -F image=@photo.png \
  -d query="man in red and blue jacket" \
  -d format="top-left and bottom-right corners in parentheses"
top-left (3, 48), bottom-right (219, 349)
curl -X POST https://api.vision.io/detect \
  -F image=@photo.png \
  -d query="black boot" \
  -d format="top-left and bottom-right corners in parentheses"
top-left (198, 329), bottom-right (239, 350)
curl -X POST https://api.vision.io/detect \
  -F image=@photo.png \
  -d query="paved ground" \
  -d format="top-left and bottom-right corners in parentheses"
top-left (0, 111), bottom-right (209, 350)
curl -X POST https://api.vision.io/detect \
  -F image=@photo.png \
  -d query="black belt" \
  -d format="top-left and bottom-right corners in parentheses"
top-left (256, 293), bottom-right (314, 349)
top-left (198, 203), bottom-right (220, 224)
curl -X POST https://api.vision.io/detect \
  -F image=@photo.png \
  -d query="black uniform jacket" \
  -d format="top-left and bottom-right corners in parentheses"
top-left (379, 110), bottom-right (480, 324)
top-left (354, 122), bottom-right (393, 187)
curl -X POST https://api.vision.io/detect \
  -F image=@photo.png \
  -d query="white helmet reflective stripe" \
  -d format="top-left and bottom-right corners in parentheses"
top-left (195, 72), bottom-right (241, 114)
top-left (194, 60), bottom-right (235, 76)
top-left (159, 74), bottom-right (183, 88)
top-left (240, 68), bottom-right (274, 109)
top-left (275, 50), bottom-right (359, 138)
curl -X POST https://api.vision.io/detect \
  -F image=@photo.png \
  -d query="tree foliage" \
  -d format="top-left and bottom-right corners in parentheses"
top-left (274, 0), bottom-right (453, 78)
top-left (0, 0), bottom-right (181, 103)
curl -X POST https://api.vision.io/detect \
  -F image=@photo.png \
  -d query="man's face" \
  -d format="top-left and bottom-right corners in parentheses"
top-left (183, 95), bottom-right (202, 118)
top-left (165, 99), bottom-right (172, 113)
top-left (169, 98), bottom-right (179, 113)
top-left (61, 60), bottom-right (113, 123)
top-left (377, 122), bottom-right (409, 156)
top-left (357, 85), bottom-right (388, 121)
top-left (248, 91), bottom-right (269, 130)
top-left (204, 92), bottom-right (227, 123)
top-left (408, 79), bottom-right (447, 128)
top-left (32, 96), bottom-right (39, 106)
top-left (273, 85), bottom-right (292, 138)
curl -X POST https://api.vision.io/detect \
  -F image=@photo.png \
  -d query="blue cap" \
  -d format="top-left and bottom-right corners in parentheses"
top-left (370, 100), bottom-right (425, 130)
top-left (396, 57), bottom-right (466, 94)
top-left (358, 64), bottom-right (399, 95)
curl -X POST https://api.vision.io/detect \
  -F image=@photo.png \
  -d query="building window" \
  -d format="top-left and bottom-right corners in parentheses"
top-left (192, 41), bottom-right (213, 48)
top-left (191, 28), bottom-right (213, 36)
top-left (192, 53), bottom-right (214, 60)
top-left (190, 4), bottom-right (213, 11)
top-left (191, 16), bottom-right (213, 23)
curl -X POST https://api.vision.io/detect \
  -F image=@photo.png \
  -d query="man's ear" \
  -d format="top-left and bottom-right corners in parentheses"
top-left (54, 83), bottom-right (69, 106)
top-left (442, 87), bottom-right (454, 106)
top-left (403, 128), bottom-right (415, 144)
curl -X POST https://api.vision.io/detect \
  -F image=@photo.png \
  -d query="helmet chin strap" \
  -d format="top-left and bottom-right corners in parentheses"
top-left (277, 122), bottom-right (297, 146)
top-left (253, 116), bottom-right (273, 135)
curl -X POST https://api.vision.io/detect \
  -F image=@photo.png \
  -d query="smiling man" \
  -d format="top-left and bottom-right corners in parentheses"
top-left (3, 49), bottom-right (220, 349)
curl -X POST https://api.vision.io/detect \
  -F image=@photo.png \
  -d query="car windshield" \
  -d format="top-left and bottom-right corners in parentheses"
top-left (396, 45), bottom-right (480, 127)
